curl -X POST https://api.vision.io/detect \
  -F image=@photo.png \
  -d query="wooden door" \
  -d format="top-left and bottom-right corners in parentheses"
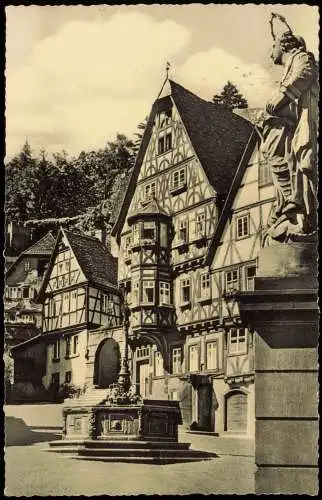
top-left (225, 392), bottom-right (247, 433)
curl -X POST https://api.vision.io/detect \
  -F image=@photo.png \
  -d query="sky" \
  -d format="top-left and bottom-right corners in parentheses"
top-left (5, 4), bottom-right (319, 158)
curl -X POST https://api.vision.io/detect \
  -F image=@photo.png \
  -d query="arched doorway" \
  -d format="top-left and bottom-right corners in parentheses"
top-left (225, 390), bottom-right (248, 433)
top-left (93, 338), bottom-right (121, 388)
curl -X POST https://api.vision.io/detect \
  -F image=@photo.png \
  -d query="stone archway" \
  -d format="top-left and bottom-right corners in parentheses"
top-left (93, 338), bottom-right (121, 388)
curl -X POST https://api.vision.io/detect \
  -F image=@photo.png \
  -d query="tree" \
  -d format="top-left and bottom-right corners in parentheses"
top-left (212, 81), bottom-right (248, 110)
top-left (133, 116), bottom-right (149, 156)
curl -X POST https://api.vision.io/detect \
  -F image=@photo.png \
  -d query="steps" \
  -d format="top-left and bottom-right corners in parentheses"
top-left (47, 438), bottom-right (217, 463)
top-left (64, 388), bottom-right (108, 407)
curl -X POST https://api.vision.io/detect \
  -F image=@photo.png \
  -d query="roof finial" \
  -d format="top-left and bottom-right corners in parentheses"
top-left (156, 61), bottom-right (171, 100)
top-left (166, 61), bottom-right (171, 79)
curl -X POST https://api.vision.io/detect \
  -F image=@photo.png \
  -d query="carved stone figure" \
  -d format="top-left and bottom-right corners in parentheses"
top-left (260, 13), bottom-right (318, 244)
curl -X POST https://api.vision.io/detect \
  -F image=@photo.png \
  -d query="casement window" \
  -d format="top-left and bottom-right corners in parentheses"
top-left (206, 341), bottom-right (218, 370)
top-left (103, 293), bottom-right (113, 314)
top-left (53, 340), bottom-right (60, 360)
top-left (65, 371), bottom-right (72, 384)
top-left (50, 297), bottom-right (57, 316)
top-left (145, 182), bottom-right (156, 200)
top-left (245, 266), bottom-right (256, 291)
top-left (158, 136), bottom-right (165, 155)
top-left (172, 168), bottom-right (186, 190)
top-left (258, 160), bottom-right (273, 187)
top-left (181, 278), bottom-right (191, 304)
top-left (225, 269), bottom-right (239, 293)
top-left (236, 214), bottom-right (250, 239)
top-left (22, 287), bottom-right (30, 299)
top-left (200, 272), bottom-right (211, 300)
top-left (196, 211), bottom-right (206, 236)
top-left (158, 132), bottom-right (172, 155)
top-left (178, 219), bottom-right (188, 243)
top-left (142, 281), bottom-right (155, 304)
top-left (70, 291), bottom-right (77, 312)
top-left (24, 261), bottom-right (31, 272)
top-left (228, 328), bottom-right (247, 355)
top-left (165, 133), bottom-right (172, 151)
top-left (73, 335), bottom-right (79, 355)
top-left (154, 350), bottom-right (164, 377)
top-left (142, 221), bottom-right (156, 241)
top-left (188, 345), bottom-right (199, 372)
top-left (159, 282), bottom-right (171, 305)
top-left (132, 281), bottom-right (139, 306)
top-left (133, 224), bottom-right (140, 244)
top-left (172, 347), bottom-right (182, 374)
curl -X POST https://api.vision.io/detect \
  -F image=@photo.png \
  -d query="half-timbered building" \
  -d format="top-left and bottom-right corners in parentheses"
top-left (111, 79), bottom-right (255, 433)
top-left (11, 228), bottom-right (124, 401)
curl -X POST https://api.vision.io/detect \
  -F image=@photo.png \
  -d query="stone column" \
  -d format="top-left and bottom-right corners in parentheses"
top-left (238, 241), bottom-right (318, 495)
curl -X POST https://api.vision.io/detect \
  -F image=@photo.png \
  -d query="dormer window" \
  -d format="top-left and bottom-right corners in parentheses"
top-left (142, 221), bottom-right (156, 241)
top-left (158, 132), bottom-right (172, 155)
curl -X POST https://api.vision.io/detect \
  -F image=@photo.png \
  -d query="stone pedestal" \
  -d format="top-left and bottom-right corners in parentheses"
top-left (238, 242), bottom-right (318, 495)
top-left (48, 398), bottom-right (216, 463)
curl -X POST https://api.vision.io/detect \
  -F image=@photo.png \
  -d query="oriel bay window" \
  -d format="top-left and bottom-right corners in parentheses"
top-left (142, 221), bottom-right (156, 241)
top-left (159, 282), bottom-right (171, 305)
top-left (132, 224), bottom-right (140, 245)
top-left (228, 328), bottom-right (247, 355)
top-left (132, 281), bottom-right (139, 306)
top-left (142, 281), bottom-right (155, 304)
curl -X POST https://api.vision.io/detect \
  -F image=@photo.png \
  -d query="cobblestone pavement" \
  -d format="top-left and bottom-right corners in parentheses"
top-left (4, 405), bottom-right (255, 495)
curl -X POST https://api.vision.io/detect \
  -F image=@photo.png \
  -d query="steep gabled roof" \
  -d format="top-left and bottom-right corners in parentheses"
top-left (37, 228), bottom-right (118, 300)
top-left (6, 231), bottom-right (56, 278)
top-left (63, 230), bottom-right (118, 291)
top-left (204, 128), bottom-right (259, 267)
top-left (112, 79), bottom-right (253, 240)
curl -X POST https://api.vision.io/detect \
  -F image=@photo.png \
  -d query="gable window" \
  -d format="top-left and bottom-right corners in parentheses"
top-left (259, 160), bottom-right (273, 187)
top-left (142, 221), bottom-right (156, 241)
top-left (228, 328), bottom-right (247, 355)
top-left (24, 261), bottom-right (31, 272)
top-left (53, 340), bottom-right (60, 360)
top-left (236, 214), bottom-right (249, 239)
top-left (181, 278), bottom-right (190, 304)
top-left (142, 281), bottom-right (155, 304)
top-left (200, 272), bottom-right (211, 300)
top-left (206, 341), bottom-right (218, 370)
top-left (154, 350), bottom-right (164, 377)
top-left (159, 282), bottom-right (171, 305)
top-left (165, 133), bottom-right (172, 151)
top-left (145, 182), bottom-right (156, 200)
top-left (178, 219), bottom-right (188, 243)
top-left (172, 168), bottom-right (186, 190)
top-left (159, 109), bottom-right (172, 128)
top-left (70, 291), bottom-right (77, 312)
top-left (225, 269), bottom-right (239, 293)
top-left (158, 136), bottom-right (165, 155)
top-left (172, 347), bottom-right (182, 374)
top-left (188, 345), bottom-right (199, 372)
top-left (196, 211), bottom-right (206, 237)
top-left (245, 266), bottom-right (256, 291)
top-left (103, 293), bottom-right (113, 314)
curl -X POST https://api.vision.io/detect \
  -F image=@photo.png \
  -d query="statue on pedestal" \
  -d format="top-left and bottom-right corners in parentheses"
top-left (259, 13), bottom-right (318, 244)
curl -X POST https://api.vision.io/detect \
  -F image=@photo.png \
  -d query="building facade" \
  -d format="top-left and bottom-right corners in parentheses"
top-left (11, 228), bottom-right (124, 401)
top-left (111, 79), bottom-right (265, 436)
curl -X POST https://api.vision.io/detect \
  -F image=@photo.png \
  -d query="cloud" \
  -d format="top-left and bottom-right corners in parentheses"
top-left (6, 11), bottom-right (191, 156)
top-left (177, 47), bottom-right (275, 107)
